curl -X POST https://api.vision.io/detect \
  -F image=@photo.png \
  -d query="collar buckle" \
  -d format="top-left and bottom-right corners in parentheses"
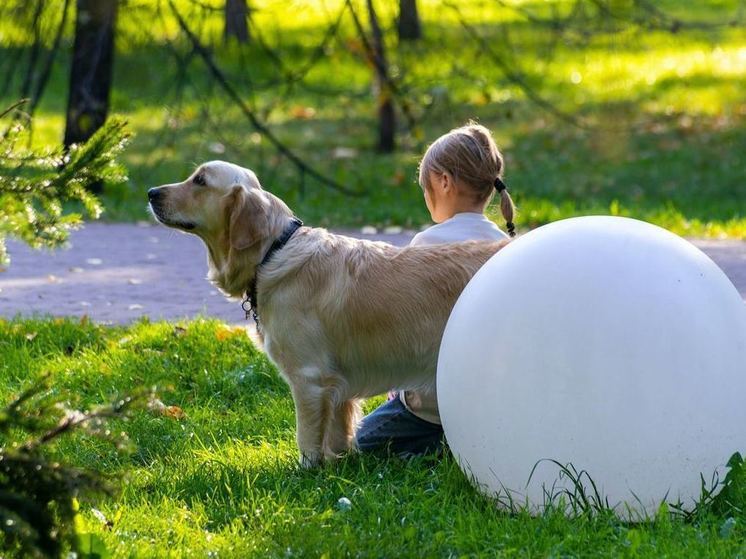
top-left (241, 296), bottom-right (257, 322)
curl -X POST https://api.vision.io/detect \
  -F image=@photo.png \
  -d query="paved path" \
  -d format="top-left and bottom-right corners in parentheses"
top-left (1, 223), bottom-right (745, 326)
top-left (0, 224), bottom-right (416, 325)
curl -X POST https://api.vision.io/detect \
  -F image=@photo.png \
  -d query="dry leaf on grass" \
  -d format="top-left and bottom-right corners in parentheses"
top-left (164, 405), bottom-right (186, 420)
top-left (148, 398), bottom-right (187, 420)
top-left (291, 106), bottom-right (316, 119)
top-left (215, 326), bottom-right (244, 341)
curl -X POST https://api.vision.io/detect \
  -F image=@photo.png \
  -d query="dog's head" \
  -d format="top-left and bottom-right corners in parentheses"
top-left (149, 161), bottom-right (270, 246)
top-left (148, 160), bottom-right (294, 295)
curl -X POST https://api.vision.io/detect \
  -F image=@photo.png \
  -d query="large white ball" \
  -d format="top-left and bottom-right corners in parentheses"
top-left (438, 216), bottom-right (746, 517)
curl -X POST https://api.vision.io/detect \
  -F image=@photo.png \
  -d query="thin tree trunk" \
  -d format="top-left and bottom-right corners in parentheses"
top-left (19, 0), bottom-right (45, 101)
top-left (225, 0), bottom-right (250, 43)
top-left (64, 0), bottom-right (117, 194)
top-left (64, 0), bottom-right (117, 149)
top-left (398, 0), bottom-right (421, 41)
top-left (367, 0), bottom-right (395, 153)
top-left (29, 0), bottom-right (73, 116)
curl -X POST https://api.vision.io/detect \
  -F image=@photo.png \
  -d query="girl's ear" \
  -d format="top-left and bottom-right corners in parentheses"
top-left (440, 171), bottom-right (454, 193)
top-left (229, 186), bottom-right (269, 250)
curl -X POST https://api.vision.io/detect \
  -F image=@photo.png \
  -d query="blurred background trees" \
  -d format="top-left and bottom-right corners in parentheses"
top-left (0, 0), bottom-right (744, 235)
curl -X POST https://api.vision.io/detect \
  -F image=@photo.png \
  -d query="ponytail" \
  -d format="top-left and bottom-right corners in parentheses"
top-left (494, 177), bottom-right (516, 238)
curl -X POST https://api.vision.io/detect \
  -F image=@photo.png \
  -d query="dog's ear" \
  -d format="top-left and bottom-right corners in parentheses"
top-left (229, 186), bottom-right (269, 250)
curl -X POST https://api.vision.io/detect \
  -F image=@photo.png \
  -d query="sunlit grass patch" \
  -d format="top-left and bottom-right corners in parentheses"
top-left (1, 316), bottom-right (746, 556)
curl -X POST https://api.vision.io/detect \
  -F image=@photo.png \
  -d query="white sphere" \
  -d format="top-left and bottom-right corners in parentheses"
top-left (438, 216), bottom-right (746, 517)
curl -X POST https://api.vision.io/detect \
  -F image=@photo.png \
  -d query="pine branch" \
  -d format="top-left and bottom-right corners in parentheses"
top-left (0, 375), bottom-right (151, 558)
top-left (0, 106), bottom-right (129, 267)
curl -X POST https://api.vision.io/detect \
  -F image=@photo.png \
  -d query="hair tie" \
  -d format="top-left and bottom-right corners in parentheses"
top-left (506, 221), bottom-right (516, 238)
top-left (494, 177), bottom-right (507, 192)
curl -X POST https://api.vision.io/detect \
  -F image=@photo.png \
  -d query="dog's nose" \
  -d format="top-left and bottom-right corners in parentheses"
top-left (148, 188), bottom-right (161, 202)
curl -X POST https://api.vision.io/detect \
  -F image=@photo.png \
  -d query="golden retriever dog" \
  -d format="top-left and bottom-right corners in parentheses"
top-left (148, 161), bottom-right (506, 467)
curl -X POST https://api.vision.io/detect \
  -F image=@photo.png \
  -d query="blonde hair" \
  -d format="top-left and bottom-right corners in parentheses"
top-left (418, 123), bottom-right (516, 237)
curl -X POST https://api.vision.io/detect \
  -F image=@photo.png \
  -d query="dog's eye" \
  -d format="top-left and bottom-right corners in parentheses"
top-left (193, 174), bottom-right (206, 186)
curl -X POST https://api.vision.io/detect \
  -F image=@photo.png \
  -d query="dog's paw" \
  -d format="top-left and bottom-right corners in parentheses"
top-left (299, 452), bottom-right (323, 469)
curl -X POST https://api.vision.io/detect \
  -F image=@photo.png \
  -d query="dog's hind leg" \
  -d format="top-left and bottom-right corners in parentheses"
top-left (322, 398), bottom-right (362, 460)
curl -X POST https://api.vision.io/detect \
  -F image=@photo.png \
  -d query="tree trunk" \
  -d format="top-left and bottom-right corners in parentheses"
top-left (19, 0), bottom-right (45, 101)
top-left (225, 0), bottom-right (250, 43)
top-left (64, 0), bottom-right (117, 150)
top-left (398, 0), bottom-right (421, 41)
top-left (367, 0), bottom-right (395, 153)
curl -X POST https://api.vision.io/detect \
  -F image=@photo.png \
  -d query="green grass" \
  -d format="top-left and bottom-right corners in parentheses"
top-left (1, 0), bottom-right (745, 236)
top-left (1, 316), bottom-right (746, 557)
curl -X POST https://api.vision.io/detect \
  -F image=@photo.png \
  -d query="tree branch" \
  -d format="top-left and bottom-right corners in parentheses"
top-left (168, 0), bottom-right (365, 197)
top-left (445, 1), bottom-right (586, 129)
top-left (0, 99), bottom-right (28, 121)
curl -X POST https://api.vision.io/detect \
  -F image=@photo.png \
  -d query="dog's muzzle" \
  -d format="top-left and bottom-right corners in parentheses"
top-left (147, 187), bottom-right (195, 230)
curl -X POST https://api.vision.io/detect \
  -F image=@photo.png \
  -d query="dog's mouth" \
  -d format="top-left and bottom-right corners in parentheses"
top-left (148, 202), bottom-right (196, 231)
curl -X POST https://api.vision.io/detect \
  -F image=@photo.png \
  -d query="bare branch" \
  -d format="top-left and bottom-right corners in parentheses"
top-left (0, 99), bottom-right (28, 120)
top-left (445, 1), bottom-right (587, 129)
top-left (168, 0), bottom-right (365, 197)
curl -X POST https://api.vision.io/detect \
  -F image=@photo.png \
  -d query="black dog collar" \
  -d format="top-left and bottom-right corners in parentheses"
top-left (243, 217), bottom-right (303, 324)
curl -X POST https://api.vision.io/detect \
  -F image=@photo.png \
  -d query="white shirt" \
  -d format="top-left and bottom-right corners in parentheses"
top-left (410, 212), bottom-right (509, 247)
top-left (401, 213), bottom-right (509, 424)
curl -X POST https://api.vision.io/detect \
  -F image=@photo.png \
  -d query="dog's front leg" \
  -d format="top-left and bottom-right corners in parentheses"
top-left (290, 379), bottom-right (327, 468)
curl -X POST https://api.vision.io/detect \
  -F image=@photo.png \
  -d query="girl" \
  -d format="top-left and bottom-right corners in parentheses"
top-left (356, 122), bottom-right (516, 456)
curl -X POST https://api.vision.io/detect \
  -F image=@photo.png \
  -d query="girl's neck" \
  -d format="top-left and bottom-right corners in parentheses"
top-left (437, 197), bottom-right (487, 223)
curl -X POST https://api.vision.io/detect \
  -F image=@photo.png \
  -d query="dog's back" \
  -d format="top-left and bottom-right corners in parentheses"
top-left (261, 231), bottom-right (506, 398)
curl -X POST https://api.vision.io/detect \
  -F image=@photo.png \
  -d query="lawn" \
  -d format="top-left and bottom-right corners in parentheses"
top-left (1, 316), bottom-right (745, 557)
top-left (1, 0), bottom-right (745, 236)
